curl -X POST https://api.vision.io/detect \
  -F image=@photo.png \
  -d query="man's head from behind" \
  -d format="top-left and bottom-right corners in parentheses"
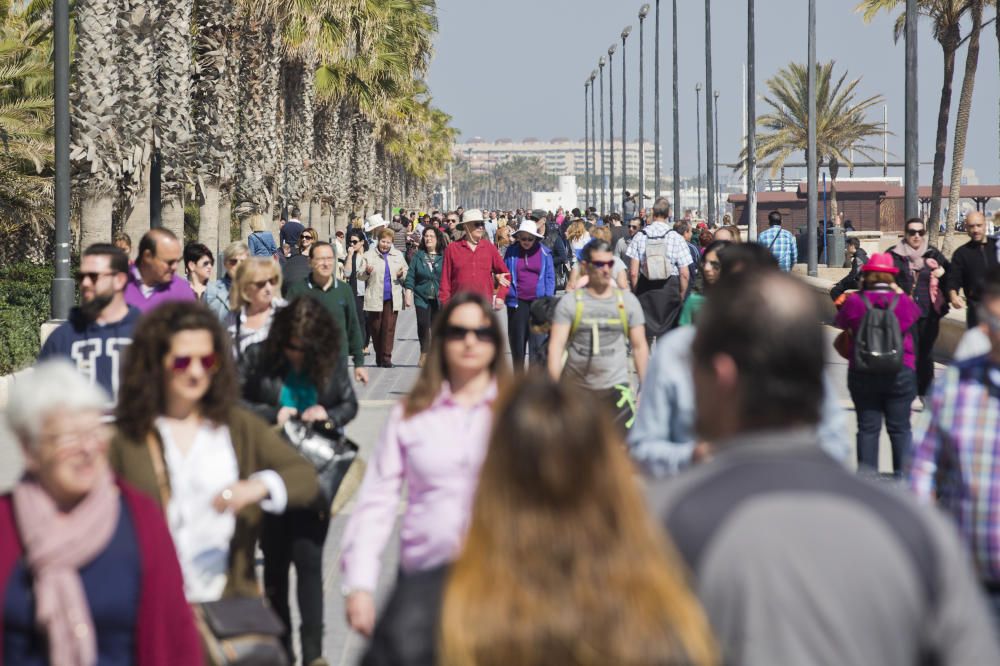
top-left (651, 197), bottom-right (671, 222)
top-left (78, 244), bottom-right (129, 320)
top-left (768, 210), bottom-right (783, 227)
top-left (136, 229), bottom-right (182, 286)
top-left (692, 271), bottom-right (824, 443)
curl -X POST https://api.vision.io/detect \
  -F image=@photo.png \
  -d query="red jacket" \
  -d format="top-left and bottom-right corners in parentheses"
top-left (0, 480), bottom-right (204, 666)
top-left (438, 238), bottom-right (510, 304)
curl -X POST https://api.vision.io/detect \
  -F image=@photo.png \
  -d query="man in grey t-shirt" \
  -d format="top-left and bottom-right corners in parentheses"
top-left (548, 239), bottom-right (649, 434)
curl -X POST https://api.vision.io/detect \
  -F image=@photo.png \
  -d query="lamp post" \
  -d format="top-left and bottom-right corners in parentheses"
top-left (714, 90), bottom-right (720, 219)
top-left (747, 0), bottom-right (758, 239)
top-left (807, 0), bottom-right (818, 276)
top-left (654, 0), bottom-right (662, 201)
top-left (51, 0), bottom-right (72, 320)
top-left (584, 78), bottom-right (590, 211)
top-left (590, 70), bottom-right (597, 213)
top-left (904, 0), bottom-right (918, 220)
top-left (608, 44), bottom-right (617, 214)
top-left (672, 0), bottom-right (680, 218)
top-left (621, 25), bottom-right (632, 216)
top-left (599, 56), bottom-right (607, 216)
top-left (696, 83), bottom-right (703, 216)
top-left (639, 5), bottom-right (650, 211)
top-left (704, 0), bottom-right (716, 225)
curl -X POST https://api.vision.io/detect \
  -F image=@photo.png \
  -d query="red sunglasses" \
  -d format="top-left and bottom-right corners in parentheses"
top-left (170, 353), bottom-right (219, 374)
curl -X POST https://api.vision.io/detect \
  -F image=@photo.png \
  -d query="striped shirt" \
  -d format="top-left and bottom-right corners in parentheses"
top-left (909, 355), bottom-right (1000, 582)
top-left (625, 222), bottom-right (690, 278)
top-left (757, 225), bottom-right (798, 272)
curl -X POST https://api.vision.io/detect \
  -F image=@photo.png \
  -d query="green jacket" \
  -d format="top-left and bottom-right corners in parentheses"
top-left (403, 250), bottom-right (444, 309)
top-left (285, 275), bottom-right (366, 367)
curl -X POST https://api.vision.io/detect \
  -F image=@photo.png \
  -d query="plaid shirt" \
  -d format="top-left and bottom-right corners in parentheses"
top-left (625, 222), bottom-right (690, 278)
top-left (757, 225), bottom-right (798, 272)
top-left (909, 355), bottom-right (1000, 582)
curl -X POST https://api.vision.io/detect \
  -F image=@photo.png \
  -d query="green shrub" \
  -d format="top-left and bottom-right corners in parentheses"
top-left (0, 263), bottom-right (55, 375)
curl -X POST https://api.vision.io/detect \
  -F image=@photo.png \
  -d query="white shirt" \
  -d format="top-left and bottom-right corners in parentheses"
top-left (157, 418), bottom-right (288, 602)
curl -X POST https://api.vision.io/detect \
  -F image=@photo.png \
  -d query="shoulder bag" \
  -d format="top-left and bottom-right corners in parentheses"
top-left (281, 418), bottom-right (359, 509)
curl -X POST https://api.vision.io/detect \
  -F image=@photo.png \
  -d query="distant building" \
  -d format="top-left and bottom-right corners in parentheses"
top-left (456, 137), bottom-right (661, 187)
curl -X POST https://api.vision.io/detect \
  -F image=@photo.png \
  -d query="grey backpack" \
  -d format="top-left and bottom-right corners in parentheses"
top-left (853, 293), bottom-right (904, 374)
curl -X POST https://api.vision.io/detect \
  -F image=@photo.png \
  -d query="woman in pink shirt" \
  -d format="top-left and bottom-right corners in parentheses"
top-left (340, 292), bottom-right (510, 636)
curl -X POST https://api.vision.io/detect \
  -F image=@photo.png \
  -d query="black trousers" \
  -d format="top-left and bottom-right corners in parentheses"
top-left (415, 301), bottom-right (440, 353)
top-left (507, 300), bottom-right (546, 371)
top-left (261, 508), bottom-right (330, 665)
top-left (913, 315), bottom-right (941, 397)
top-left (967, 301), bottom-right (980, 329)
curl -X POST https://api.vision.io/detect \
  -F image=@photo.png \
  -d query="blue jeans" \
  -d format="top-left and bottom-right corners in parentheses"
top-left (848, 368), bottom-right (916, 476)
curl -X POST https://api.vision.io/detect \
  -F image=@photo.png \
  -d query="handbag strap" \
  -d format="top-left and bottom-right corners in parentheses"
top-left (145, 432), bottom-right (172, 511)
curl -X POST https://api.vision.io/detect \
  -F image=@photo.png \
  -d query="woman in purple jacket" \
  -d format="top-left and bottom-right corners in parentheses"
top-left (834, 252), bottom-right (920, 476)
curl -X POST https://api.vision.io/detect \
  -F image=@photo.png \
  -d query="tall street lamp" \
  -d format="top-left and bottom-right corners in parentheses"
top-left (590, 70), bottom-right (597, 213)
top-left (672, 0), bottom-right (680, 217)
top-left (621, 25), bottom-right (632, 215)
top-left (807, 0), bottom-right (818, 276)
top-left (608, 43), bottom-right (617, 214)
top-left (51, 0), bottom-right (72, 320)
top-left (599, 56), bottom-right (607, 216)
top-left (696, 83), bottom-right (703, 216)
top-left (704, 0), bottom-right (716, 225)
top-left (584, 77), bottom-right (591, 211)
top-left (654, 0), bottom-right (662, 201)
top-left (639, 4), bottom-right (650, 210)
top-left (714, 90), bottom-right (720, 218)
top-left (747, 0), bottom-right (758, 239)
top-left (904, 0), bottom-right (918, 220)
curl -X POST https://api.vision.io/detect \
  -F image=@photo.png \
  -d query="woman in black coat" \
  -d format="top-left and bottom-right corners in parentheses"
top-left (239, 296), bottom-right (358, 666)
top-left (344, 227), bottom-right (372, 353)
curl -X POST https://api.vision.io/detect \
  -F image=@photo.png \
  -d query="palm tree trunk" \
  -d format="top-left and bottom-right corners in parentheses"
top-left (218, 192), bottom-right (233, 247)
top-left (123, 162), bottom-right (151, 246)
top-left (928, 25), bottom-right (960, 248)
top-left (155, 0), bottom-right (193, 235)
top-left (161, 195), bottom-right (185, 240)
top-left (118, 0), bottom-right (157, 234)
top-left (79, 195), bottom-right (114, 250)
top-left (199, 182), bottom-right (221, 259)
top-left (943, 0), bottom-right (983, 256)
top-left (828, 158), bottom-right (840, 220)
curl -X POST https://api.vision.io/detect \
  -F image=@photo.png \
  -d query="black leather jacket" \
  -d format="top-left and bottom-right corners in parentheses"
top-left (238, 341), bottom-right (358, 428)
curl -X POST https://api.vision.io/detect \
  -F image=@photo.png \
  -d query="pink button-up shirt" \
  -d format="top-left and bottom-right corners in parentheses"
top-left (339, 381), bottom-right (498, 592)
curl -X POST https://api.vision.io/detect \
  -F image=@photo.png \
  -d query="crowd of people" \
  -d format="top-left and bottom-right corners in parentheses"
top-left (5, 201), bottom-right (1000, 666)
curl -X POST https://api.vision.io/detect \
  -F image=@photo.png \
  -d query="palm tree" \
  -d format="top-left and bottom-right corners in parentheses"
top-left (858, 0), bottom-right (968, 246)
top-left (744, 61), bottom-right (885, 219)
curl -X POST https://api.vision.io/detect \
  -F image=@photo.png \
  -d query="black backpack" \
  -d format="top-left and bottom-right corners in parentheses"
top-left (853, 293), bottom-right (904, 374)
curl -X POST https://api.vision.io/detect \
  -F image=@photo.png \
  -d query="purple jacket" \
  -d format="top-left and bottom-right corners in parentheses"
top-left (124, 267), bottom-right (195, 313)
top-left (834, 289), bottom-right (920, 371)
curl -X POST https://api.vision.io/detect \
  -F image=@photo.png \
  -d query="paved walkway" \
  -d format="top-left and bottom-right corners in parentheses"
top-left (0, 306), bottom-right (929, 665)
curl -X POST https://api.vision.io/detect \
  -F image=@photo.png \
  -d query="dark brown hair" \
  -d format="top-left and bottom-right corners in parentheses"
top-left (440, 374), bottom-right (716, 665)
top-left (261, 296), bottom-right (341, 389)
top-left (403, 293), bottom-right (509, 418)
top-left (116, 301), bottom-right (238, 440)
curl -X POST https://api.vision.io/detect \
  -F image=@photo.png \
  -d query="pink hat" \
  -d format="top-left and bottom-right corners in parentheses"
top-left (860, 252), bottom-right (899, 275)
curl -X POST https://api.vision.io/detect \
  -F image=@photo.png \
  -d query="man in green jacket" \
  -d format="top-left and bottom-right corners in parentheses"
top-left (286, 242), bottom-right (369, 384)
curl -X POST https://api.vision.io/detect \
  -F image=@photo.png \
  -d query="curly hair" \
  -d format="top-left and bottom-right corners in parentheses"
top-left (116, 301), bottom-right (238, 441)
top-left (419, 225), bottom-right (446, 253)
top-left (261, 296), bottom-right (342, 390)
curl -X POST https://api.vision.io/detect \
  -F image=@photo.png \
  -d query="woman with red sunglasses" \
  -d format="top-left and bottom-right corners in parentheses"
top-left (110, 301), bottom-right (318, 609)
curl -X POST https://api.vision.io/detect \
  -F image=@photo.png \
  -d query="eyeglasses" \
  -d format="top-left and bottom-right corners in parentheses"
top-left (250, 277), bottom-right (279, 289)
top-left (75, 271), bottom-right (116, 283)
top-left (39, 423), bottom-right (111, 457)
top-left (906, 229), bottom-right (926, 237)
top-left (443, 324), bottom-right (496, 343)
top-left (350, 239), bottom-right (362, 245)
top-left (159, 257), bottom-right (181, 267)
top-left (517, 236), bottom-right (536, 243)
top-left (588, 260), bottom-right (615, 269)
top-left (170, 353), bottom-right (219, 374)
top-left (301, 235), bottom-right (314, 241)
top-left (629, 225), bottom-right (640, 231)
top-left (706, 260), bottom-right (721, 271)
top-left (197, 259), bottom-right (214, 268)
top-left (469, 222), bottom-right (486, 229)
top-left (226, 257), bottom-right (246, 266)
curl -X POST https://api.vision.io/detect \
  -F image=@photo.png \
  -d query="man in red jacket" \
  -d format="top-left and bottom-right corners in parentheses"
top-left (439, 209), bottom-right (510, 309)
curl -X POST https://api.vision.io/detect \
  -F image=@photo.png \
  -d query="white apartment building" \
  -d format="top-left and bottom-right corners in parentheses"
top-left (457, 137), bottom-right (661, 187)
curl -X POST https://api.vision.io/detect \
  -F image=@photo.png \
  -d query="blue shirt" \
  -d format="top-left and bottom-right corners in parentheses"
top-left (757, 225), bottom-right (799, 272)
top-left (3, 497), bottom-right (140, 666)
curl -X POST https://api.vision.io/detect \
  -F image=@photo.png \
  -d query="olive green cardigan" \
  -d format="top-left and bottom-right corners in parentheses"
top-left (108, 406), bottom-right (318, 599)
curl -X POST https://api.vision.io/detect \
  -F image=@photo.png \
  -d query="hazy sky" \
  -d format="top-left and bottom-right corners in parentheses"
top-left (425, 0), bottom-right (1000, 186)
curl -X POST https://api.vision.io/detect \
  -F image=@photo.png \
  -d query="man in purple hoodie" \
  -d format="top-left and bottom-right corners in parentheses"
top-left (124, 228), bottom-right (195, 312)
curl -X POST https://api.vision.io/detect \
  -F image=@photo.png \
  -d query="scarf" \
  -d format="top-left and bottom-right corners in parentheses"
top-left (894, 238), bottom-right (927, 272)
top-left (12, 466), bottom-right (120, 666)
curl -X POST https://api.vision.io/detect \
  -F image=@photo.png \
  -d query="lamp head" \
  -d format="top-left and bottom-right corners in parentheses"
top-left (696, 82), bottom-right (703, 92)
top-left (714, 90), bottom-right (720, 98)
top-left (621, 25), bottom-right (632, 40)
top-left (640, 4), bottom-right (650, 18)
top-left (599, 56), bottom-right (606, 67)
top-left (590, 71), bottom-right (597, 82)
top-left (608, 43), bottom-right (617, 56)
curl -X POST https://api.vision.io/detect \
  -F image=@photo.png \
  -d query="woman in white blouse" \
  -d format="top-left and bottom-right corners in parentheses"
top-left (110, 301), bottom-right (317, 602)
top-left (225, 257), bottom-right (287, 360)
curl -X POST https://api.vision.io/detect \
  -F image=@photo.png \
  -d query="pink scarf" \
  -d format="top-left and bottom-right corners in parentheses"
top-left (12, 467), bottom-right (120, 666)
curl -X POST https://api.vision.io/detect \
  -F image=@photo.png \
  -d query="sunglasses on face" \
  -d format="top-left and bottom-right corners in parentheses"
top-left (302, 235), bottom-right (314, 241)
top-left (350, 239), bottom-right (362, 245)
top-left (75, 271), bottom-right (116, 283)
top-left (198, 259), bottom-right (214, 268)
top-left (170, 353), bottom-right (219, 374)
top-left (250, 277), bottom-right (279, 289)
top-left (906, 229), bottom-right (927, 237)
top-left (588, 260), bottom-right (615, 269)
top-left (443, 324), bottom-right (496, 343)
top-left (629, 225), bottom-right (640, 231)
top-left (469, 222), bottom-right (486, 229)
top-left (706, 260), bottom-right (721, 270)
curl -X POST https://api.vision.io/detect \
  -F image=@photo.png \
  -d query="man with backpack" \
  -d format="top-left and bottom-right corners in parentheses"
top-left (548, 239), bottom-right (649, 436)
top-left (757, 210), bottom-right (798, 272)
top-left (627, 198), bottom-right (689, 342)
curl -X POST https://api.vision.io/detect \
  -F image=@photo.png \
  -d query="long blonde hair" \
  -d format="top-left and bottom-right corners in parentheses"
top-left (439, 375), bottom-right (717, 666)
top-left (565, 219), bottom-right (588, 243)
top-left (230, 257), bottom-right (281, 310)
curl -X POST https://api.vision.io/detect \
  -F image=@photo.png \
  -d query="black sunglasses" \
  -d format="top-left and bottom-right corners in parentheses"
top-left (251, 277), bottom-right (279, 289)
top-left (75, 271), bottom-right (117, 283)
top-left (906, 229), bottom-right (926, 237)
top-left (443, 324), bottom-right (496, 343)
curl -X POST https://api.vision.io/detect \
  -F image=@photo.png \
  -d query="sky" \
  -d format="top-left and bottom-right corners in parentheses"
top-left (425, 0), bottom-right (1000, 186)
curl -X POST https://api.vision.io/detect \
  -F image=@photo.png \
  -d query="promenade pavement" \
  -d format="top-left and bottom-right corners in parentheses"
top-left (0, 304), bottom-right (925, 665)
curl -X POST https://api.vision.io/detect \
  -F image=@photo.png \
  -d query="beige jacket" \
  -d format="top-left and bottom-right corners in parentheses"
top-left (350, 247), bottom-right (408, 312)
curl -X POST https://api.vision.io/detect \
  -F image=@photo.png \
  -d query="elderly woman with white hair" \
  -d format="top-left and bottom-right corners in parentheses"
top-left (0, 360), bottom-right (201, 665)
